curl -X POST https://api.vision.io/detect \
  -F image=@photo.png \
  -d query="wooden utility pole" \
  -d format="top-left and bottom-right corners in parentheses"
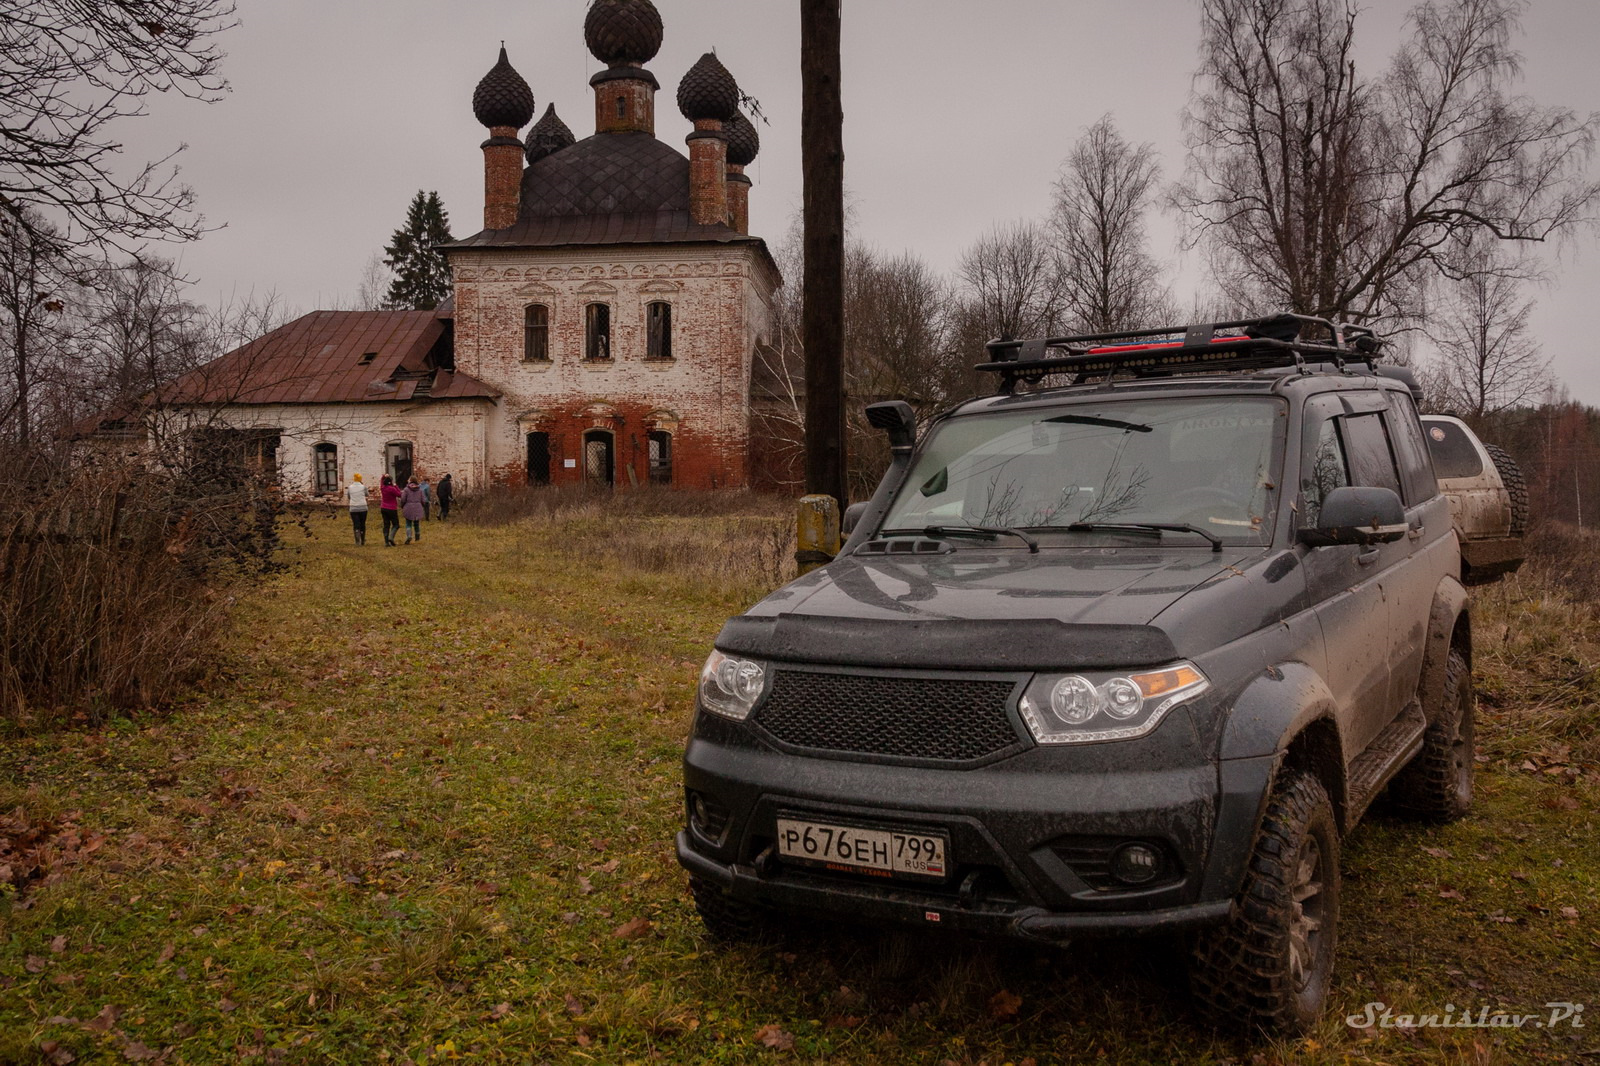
top-left (800, 0), bottom-right (846, 507)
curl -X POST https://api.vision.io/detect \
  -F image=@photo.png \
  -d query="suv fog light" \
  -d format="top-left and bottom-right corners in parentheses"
top-left (1109, 842), bottom-right (1163, 885)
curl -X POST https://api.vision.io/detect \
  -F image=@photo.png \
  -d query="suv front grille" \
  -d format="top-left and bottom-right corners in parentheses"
top-left (754, 670), bottom-right (1022, 763)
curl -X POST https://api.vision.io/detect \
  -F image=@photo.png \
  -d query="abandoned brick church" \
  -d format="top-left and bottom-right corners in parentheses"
top-left (125, 0), bottom-right (785, 493)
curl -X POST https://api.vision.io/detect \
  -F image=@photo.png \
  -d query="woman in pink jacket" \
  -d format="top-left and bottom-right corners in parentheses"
top-left (378, 475), bottom-right (403, 546)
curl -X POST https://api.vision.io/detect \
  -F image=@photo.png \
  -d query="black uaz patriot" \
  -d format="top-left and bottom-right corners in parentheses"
top-left (677, 315), bottom-right (1473, 1034)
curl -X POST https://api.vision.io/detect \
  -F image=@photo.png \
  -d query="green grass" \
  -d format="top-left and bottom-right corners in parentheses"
top-left (1, 511), bottom-right (1596, 1064)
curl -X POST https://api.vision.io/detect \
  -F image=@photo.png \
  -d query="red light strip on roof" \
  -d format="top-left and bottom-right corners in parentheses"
top-left (1084, 336), bottom-right (1244, 355)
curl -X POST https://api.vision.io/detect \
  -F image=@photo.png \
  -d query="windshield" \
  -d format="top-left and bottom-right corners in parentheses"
top-left (881, 396), bottom-right (1287, 545)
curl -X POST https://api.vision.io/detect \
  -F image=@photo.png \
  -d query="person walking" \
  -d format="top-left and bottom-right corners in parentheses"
top-left (379, 474), bottom-right (403, 546)
top-left (420, 476), bottom-right (432, 521)
top-left (436, 473), bottom-right (453, 520)
top-left (400, 477), bottom-right (425, 544)
top-left (346, 473), bottom-right (369, 545)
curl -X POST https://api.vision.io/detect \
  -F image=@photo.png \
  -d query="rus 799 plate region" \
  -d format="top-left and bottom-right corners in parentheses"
top-left (775, 817), bottom-right (948, 880)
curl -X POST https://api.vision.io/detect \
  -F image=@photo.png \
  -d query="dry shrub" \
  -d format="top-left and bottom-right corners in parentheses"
top-left (1473, 521), bottom-right (1600, 764)
top-left (457, 483), bottom-right (791, 526)
top-left (0, 454), bottom-right (289, 730)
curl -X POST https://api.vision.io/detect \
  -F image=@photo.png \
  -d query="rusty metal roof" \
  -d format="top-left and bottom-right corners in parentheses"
top-left (156, 310), bottom-right (499, 406)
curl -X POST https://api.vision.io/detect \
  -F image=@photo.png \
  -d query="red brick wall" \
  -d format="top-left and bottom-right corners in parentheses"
top-left (686, 121), bottom-right (728, 226)
top-left (594, 77), bottom-right (656, 135)
top-left (482, 127), bottom-right (523, 230)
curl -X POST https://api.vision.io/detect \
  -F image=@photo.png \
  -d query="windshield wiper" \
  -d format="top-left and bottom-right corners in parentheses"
top-left (1040, 414), bottom-right (1153, 433)
top-left (1063, 521), bottom-right (1223, 552)
top-left (879, 525), bottom-right (1040, 553)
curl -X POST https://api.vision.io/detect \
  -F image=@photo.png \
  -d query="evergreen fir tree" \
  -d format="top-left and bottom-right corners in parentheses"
top-left (382, 191), bottom-right (454, 310)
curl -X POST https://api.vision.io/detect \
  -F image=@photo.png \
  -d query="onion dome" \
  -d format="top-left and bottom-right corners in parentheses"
top-left (725, 111), bottom-right (759, 166)
top-left (472, 46), bottom-right (535, 129)
top-left (584, 0), bottom-right (664, 65)
top-left (676, 52), bottom-right (739, 122)
top-left (525, 104), bottom-right (575, 164)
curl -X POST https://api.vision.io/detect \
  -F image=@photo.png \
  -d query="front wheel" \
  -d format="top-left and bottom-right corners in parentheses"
top-left (1190, 768), bottom-right (1340, 1035)
top-left (689, 876), bottom-right (774, 944)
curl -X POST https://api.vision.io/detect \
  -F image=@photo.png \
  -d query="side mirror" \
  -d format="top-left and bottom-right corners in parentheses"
top-left (865, 401), bottom-right (916, 453)
top-left (841, 501), bottom-right (868, 535)
top-left (1299, 486), bottom-right (1408, 547)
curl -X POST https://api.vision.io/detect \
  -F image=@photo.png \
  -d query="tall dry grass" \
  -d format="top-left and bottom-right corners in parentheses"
top-left (461, 483), bottom-right (797, 596)
top-left (0, 455), bottom-right (291, 730)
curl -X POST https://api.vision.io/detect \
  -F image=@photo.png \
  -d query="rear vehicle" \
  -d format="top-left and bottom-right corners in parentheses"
top-left (1421, 414), bottom-right (1526, 584)
top-left (678, 315), bottom-right (1475, 1034)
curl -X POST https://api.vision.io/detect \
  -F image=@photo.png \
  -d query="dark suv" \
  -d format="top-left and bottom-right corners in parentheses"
top-left (677, 315), bottom-right (1474, 1033)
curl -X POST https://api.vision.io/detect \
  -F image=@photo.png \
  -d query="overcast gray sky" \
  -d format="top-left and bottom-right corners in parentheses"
top-left (123, 0), bottom-right (1600, 404)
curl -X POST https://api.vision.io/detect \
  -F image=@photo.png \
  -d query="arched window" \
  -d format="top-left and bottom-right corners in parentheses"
top-left (615, 95), bottom-right (627, 119)
top-left (585, 303), bottom-right (611, 360)
top-left (647, 430), bottom-right (672, 484)
top-left (646, 301), bottom-right (672, 360)
top-left (523, 305), bottom-right (549, 361)
top-left (385, 440), bottom-right (413, 485)
top-left (313, 442), bottom-right (338, 494)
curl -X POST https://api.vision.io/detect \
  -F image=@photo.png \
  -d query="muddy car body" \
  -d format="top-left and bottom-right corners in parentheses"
top-left (678, 316), bottom-right (1476, 1034)
top-left (1421, 414), bottom-right (1526, 585)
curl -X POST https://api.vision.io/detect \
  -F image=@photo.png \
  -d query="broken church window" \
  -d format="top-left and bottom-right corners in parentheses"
top-left (313, 442), bottom-right (339, 494)
top-left (524, 305), bottom-right (549, 361)
top-left (585, 303), bottom-right (611, 360)
top-left (646, 302), bottom-right (672, 360)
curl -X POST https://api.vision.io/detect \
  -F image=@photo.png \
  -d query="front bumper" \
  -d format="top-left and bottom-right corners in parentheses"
top-left (678, 714), bottom-right (1277, 942)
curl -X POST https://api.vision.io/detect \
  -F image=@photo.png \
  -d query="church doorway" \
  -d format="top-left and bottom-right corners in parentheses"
top-left (526, 432), bottom-right (551, 485)
top-left (583, 430), bottom-right (614, 488)
top-left (385, 440), bottom-right (413, 485)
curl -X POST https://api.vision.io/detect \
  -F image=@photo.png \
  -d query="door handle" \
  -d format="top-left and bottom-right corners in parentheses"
top-left (1407, 524), bottom-right (1424, 541)
top-left (1356, 549), bottom-right (1380, 567)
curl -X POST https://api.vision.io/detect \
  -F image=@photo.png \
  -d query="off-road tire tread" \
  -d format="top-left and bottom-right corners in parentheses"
top-left (1389, 649), bottom-right (1474, 822)
top-left (1483, 443), bottom-right (1528, 537)
top-left (689, 876), bottom-right (770, 943)
top-left (1190, 769), bottom-right (1338, 1036)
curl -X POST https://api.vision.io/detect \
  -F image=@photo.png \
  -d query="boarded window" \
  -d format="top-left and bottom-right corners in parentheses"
top-left (648, 431), bottom-right (672, 484)
top-left (526, 432), bottom-right (550, 485)
top-left (647, 302), bottom-right (672, 360)
top-left (585, 303), bottom-right (611, 360)
top-left (313, 443), bottom-right (339, 495)
top-left (523, 305), bottom-right (549, 361)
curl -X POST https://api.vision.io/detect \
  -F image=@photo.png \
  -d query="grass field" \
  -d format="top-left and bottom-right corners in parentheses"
top-left (1, 507), bottom-right (1597, 1065)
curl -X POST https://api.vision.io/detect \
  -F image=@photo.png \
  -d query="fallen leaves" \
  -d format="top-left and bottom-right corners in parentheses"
top-left (0, 806), bottom-right (106, 895)
top-left (754, 1023), bottom-right (795, 1051)
top-left (481, 1001), bottom-right (511, 1022)
top-left (612, 916), bottom-right (653, 940)
top-left (987, 989), bottom-right (1023, 1020)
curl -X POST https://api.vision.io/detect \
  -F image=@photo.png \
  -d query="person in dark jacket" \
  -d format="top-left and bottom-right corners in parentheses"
top-left (436, 473), bottom-right (453, 520)
top-left (378, 475), bottom-right (402, 546)
top-left (399, 477), bottom-right (425, 543)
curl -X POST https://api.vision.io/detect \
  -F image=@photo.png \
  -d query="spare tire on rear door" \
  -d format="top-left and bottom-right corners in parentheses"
top-left (1482, 443), bottom-right (1528, 537)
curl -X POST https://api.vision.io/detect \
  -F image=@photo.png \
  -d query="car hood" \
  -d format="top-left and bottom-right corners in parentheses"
top-left (716, 546), bottom-right (1275, 672)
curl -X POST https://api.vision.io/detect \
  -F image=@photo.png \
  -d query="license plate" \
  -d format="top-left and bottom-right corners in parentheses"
top-left (775, 817), bottom-right (948, 880)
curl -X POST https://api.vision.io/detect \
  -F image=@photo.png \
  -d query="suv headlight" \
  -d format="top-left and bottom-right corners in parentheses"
top-left (1019, 662), bottom-right (1208, 743)
top-left (697, 650), bottom-right (768, 721)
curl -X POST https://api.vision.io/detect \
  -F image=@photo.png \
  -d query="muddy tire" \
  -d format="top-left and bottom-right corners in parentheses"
top-left (1483, 443), bottom-right (1528, 537)
top-left (1190, 769), bottom-right (1339, 1035)
top-left (689, 876), bottom-right (771, 943)
top-left (1389, 649), bottom-right (1474, 822)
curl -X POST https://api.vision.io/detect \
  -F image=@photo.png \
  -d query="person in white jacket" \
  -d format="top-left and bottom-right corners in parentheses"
top-left (346, 474), bottom-right (369, 545)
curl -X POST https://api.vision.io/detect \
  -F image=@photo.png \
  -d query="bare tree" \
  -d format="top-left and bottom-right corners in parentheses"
top-left (1, 0), bottom-right (236, 255)
top-left (75, 258), bottom-right (207, 416)
top-left (954, 219), bottom-right (1064, 341)
top-left (1175, 0), bottom-right (1599, 327)
top-left (1050, 116), bottom-right (1173, 333)
top-left (0, 209), bottom-right (68, 447)
top-left (1425, 246), bottom-right (1550, 416)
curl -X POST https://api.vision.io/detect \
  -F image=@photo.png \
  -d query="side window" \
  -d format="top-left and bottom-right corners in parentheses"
top-left (1342, 412), bottom-right (1403, 496)
top-left (313, 442), bottom-right (339, 495)
top-left (1423, 419), bottom-right (1484, 479)
top-left (1301, 417), bottom-right (1350, 528)
top-left (1386, 394), bottom-right (1438, 505)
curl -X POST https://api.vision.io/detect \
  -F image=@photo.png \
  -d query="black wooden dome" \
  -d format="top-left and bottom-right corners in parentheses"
top-left (525, 104), bottom-right (575, 164)
top-left (584, 0), bottom-right (664, 65)
top-left (676, 52), bottom-right (739, 122)
top-left (472, 46), bottom-right (535, 129)
top-left (725, 112), bottom-right (759, 166)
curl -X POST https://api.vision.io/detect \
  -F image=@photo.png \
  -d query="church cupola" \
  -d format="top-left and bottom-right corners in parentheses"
top-left (724, 111), bottom-right (759, 234)
top-left (472, 45), bottom-right (535, 229)
top-left (525, 104), bottom-right (575, 165)
top-left (677, 52), bottom-right (740, 226)
top-left (585, 0), bottom-right (663, 135)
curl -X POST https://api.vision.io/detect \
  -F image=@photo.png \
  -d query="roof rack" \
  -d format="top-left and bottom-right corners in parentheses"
top-left (976, 313), bottom-right (1384, 394)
